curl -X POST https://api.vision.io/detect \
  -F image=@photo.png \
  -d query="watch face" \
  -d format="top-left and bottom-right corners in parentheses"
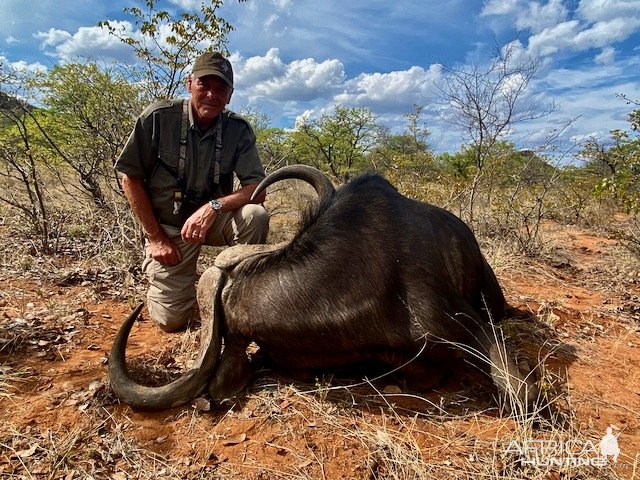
top-left (211, 199), bottom-right (222, 211)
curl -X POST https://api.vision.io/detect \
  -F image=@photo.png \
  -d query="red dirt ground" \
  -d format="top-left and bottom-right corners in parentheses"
top-left (1, 222), bottom-right (640, 479)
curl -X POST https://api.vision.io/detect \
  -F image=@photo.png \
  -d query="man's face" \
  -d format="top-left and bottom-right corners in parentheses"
top-left (188, 74), bottom-right (233, 125)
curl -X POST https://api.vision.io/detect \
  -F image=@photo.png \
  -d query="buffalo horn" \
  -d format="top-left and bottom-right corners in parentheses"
top-left (251, 165), bottom-right (335, 201)
top-left (108, 271), bottom-right (224, 410)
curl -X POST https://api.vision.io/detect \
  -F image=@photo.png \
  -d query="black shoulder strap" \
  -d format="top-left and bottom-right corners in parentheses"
top-left (179, 99), bottom-right (189, 183)
top-left (213, 115), bottom-right (222, 186)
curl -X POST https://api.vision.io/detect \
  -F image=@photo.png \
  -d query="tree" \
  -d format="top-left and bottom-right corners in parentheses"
top-left (582, 124), bottom-right (640, 212)
top-left (370, 105), bottom-right (433, 173)
top-left (0, 84), bottom-right (53, 252)
top-left (99, 0), bottom-right (243, 99)
top-left (293, 106), bottom-right (379, 182)
top-left (435, 40), bottom-right (554, 225)
top-left (36, 62), bottom-right (146, 207)
top-left (438, 147), bottom-right (477, 180)
top-left (618, 94), bottom-right (640, 131)
top-left (367, 105), bottom-right (438, 201)
top-left (241, 109), bottom-right (295, 173)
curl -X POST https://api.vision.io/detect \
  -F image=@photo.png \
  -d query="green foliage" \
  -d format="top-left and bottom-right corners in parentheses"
top-left (293, 106), bottom-right (379, 182)
top-left (35, 62), bottom-right (146, 207)
top-left (0, 1), bottom-right (248, 260)
top-left (240, 109), bottom-right (295, 172)
top-left (371, 105), bottom-right (435, 176)
top-left (0, 99), bottom-right (54, 251)
top-left (438, 148), bottom-right (476, 180)
top-left (256, 127), bottom-right (296, 173)
top-left (630, 109), bottom-right (640, 132)
top-left (582, 126), bottom-right (640, 213)
top-left (99, 0), bottom-right (242, 99)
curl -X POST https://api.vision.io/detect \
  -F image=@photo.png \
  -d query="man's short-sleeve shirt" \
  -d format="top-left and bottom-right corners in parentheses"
top-left (115, 99), bottom-right (265, 227)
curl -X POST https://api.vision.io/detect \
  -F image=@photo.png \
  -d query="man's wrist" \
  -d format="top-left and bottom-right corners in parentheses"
top-left (146, 227), bottom-right (168, 243)
top-left (208, 198), bottom-right (223, 214)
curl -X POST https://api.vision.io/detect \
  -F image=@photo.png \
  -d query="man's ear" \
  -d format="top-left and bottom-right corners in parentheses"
top-left (186, 74), bottom-right (193, 93)
top-left (226, 88), bottom-right (234, 105)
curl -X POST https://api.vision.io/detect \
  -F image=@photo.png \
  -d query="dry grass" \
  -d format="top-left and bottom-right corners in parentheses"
top-left (1, 290), bottom-right (637, 479)
top-left (2, 179), bottom-right (640, 479)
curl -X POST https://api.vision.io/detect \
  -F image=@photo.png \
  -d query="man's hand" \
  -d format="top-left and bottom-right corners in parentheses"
top-left (179, 184), bottom-right (264, 244)
top-left (181, 203), bottom-right (217, 244)
top-left (120, 174), bottom-right (184, 266)
top-left (149, 234), bottom-right (182, 266)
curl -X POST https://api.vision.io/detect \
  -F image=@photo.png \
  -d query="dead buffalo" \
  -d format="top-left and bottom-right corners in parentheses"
top-left (109, 165), bottom-right (536, 411)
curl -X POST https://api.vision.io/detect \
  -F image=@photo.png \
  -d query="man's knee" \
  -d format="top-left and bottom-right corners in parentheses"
top-left (142, 238), bottom-right (199, 332)
top-left (147, 296), bottom-right (194, 332)
top-left (235, 204), bottom-right (269, 244)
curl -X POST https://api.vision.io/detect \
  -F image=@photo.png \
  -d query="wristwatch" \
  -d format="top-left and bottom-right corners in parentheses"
top-left (209, 199), bottom-right (223, 213)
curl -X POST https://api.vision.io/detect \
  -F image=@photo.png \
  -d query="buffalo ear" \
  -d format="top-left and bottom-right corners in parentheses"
top-left (197, 266), bottom-right (224, 329)
top-left (213, 243), bottom-right (286, 270)
top-left (195, 266), bottom-right (228, 367)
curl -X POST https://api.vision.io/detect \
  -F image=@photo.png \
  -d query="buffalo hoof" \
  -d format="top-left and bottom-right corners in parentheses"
top-left (208, 347), bottom-right (252, 404)
top-left (492, 355), bottom-right (540, 417)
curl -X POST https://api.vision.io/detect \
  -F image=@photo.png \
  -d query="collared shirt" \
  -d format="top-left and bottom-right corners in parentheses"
top-left (115, 98), bottom-right (265, 226)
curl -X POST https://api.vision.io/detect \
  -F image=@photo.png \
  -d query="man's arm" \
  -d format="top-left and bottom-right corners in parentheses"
top-left (181, 183), bottom-right (266, 243)
top-left (121, 174), bottom-right (182, 266)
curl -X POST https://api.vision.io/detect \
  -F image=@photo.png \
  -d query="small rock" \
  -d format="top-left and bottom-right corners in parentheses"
top-left (382, 384), bottom-right (402, 394)
top-left (222, 433), bottom-right (246, 446)
top-left (192, 397), bottom-right (211, 412)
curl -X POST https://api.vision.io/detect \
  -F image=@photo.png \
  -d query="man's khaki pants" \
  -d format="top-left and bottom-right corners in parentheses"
top-left (142, 204), bottom-right (269, 332)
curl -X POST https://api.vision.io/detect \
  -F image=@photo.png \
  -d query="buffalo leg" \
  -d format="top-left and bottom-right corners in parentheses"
top-left (374, 350), bottom-right (445, 391)
top-left (208, 342), bottom-right (252, 403)
top-left (472, 323), bottom-right (538, 415)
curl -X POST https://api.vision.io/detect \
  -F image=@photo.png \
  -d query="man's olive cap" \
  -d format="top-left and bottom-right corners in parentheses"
top-left (192, 52), bottom-right (233, 87)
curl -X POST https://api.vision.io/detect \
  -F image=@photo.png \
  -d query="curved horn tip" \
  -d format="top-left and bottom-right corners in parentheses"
top-left (108, 280), bottom-right (224, 410)
top-left (251, 165), bottom-right (335, 201)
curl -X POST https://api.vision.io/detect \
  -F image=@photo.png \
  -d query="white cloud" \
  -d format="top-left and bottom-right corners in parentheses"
top-left (233, 48), bottom-right (287, 85)
top-left (335, 65), bottom-right (442, 111)
top-left (500, 72), bottom-right (528, 97)
top-left (527, 20), bottom-right (581, 56)
top-left (526, 16), bottom-right (640, 57)
top-left (33, 22), bottom-right (139, 63)
top-left (517, 0), bottom-right (569, 32)
top-left (483, 0), bottom-right (640, 61)
top-left (518, 60), bottom-right (638, 151)
top-left (167, 0), bottom-right (202, 10)
top-left (263, 14), bottom-right (280, 30)
top-left (229, 48), bottom-right (445, 139)
top-left (577, 0), bottom-right (640, 23)
top-left (0, 55), bottom-right (48, 78)
top-left (572, 17), bottom-right (640, 49)
top-left (35, 28), bottom-right (73, 48)
top-left (9, 59), bottom-right (48, 73)
top-left (232, 49), bottom-right (345, 102)
top-left (5, 36), bottom-right (19, 45)
top-left (528, 17), bottom-right (640, 56)
top-left (481, 0), bottom-right (520, 16)
top-left (271, 0), bottom-right (293, 9)
top-left (482, 0), bottom-right (568, 33)
top-left (595, 46), bottom-right (617, 64)
top-left (284, 64), bottom-right (444, 134)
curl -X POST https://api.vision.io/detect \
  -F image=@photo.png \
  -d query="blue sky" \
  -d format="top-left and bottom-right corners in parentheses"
top-left (1, 0), bottom-right (639, 158)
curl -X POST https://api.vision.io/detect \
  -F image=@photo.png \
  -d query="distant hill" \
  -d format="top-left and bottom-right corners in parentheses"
top-left (0, 91), bottom-right (34, 126)
top-left (0, 90), bottom-right (33, 112)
